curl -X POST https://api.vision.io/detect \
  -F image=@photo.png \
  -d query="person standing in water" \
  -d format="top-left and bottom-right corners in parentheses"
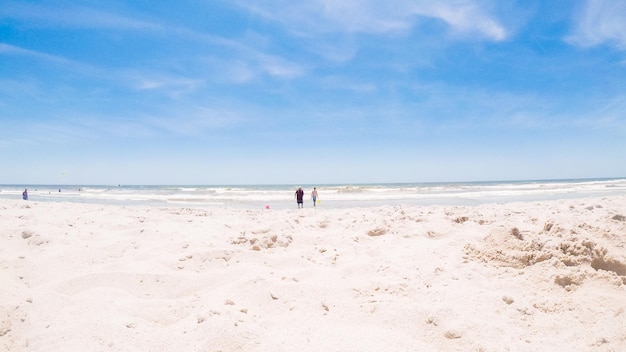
top-left (22, 188), bottom-right (28, 200)
top-left (295, 187), bottom-right (304, 208)
top-left (311, 187), bottom-right (318, 207)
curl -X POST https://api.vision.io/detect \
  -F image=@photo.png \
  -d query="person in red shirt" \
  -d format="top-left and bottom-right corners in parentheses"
top-left (295, 187), bottom-right (304, 208)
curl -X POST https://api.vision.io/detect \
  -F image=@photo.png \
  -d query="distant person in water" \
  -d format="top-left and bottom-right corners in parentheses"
top-left (295, 187), bottom-right (304, 208)
top-left (311, 187), bottom-right (318, 207)
top-left (22, 188), bottom-right (28, 200)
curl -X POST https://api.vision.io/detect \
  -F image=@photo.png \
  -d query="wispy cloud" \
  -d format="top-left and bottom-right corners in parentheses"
top-left (197, 32), bottom-right (307, 80)
top-left (582, 95), bottom-right (626, 131)
top-left (0, 42), bottom-right (79, 66)
top-left (129, 72), bottom-right (205, 98)
top-left (0, 42), bottom-right (200, 98)
top-left (191, 45), bottom-right (306, 83)
top-left (567, 0), bottom-right (626, 50)
top-left (0, 2), bottom-right (161, 31)
top-left (73, 104), bottom-right (254, 140)
top-left (423, 1), bottom-right (507, 40)
top-left (2, 2), bottom-right (306, 85)
top-left (145, 107), bottom-right (250, 137)
top-left (230, 0), bottom-right (508, 40)
top-left (0, 117), bottom-right (99, 150)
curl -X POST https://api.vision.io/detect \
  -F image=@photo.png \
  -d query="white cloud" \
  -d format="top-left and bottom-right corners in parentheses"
top-left (230, 0), bottom-right (508, 40)
top-left (424, 2), bottom-right (506, 40)
top-left (567, 0), bottom-right (626, 49)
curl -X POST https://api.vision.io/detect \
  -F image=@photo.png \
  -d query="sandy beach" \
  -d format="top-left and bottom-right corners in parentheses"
top-left (1, 196), bottom-right (625, 351)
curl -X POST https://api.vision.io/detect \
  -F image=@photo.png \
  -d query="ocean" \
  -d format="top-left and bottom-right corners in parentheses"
top-left (1, 178), bottom-right (626, 209)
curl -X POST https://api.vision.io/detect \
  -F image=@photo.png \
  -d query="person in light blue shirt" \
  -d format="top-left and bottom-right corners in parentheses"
top-left (311, 187), bottom-right (318, 207)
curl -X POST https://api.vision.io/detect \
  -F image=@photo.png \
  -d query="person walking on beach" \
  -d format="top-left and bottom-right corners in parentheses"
top-left (295, 187), bottom-right (304, 208)
top-left (22, 188), bottom-right (28, 200)
top-left (311, 187), bottom-right (318, 207)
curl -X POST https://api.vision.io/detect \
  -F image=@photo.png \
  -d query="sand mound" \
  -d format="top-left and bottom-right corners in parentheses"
top-left (231, 231), bottom-right (293, 251)
top-left (465, 218), bottom-right (626, 288)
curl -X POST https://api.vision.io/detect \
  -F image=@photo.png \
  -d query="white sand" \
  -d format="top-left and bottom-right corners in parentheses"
top-left (1, 196), bottom-right (626, 351)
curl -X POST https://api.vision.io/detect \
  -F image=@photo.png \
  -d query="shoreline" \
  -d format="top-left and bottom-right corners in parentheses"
top-left (2, 195), bottom-right (626, 351)
top-left (2, 177), bottom-right (626, 209)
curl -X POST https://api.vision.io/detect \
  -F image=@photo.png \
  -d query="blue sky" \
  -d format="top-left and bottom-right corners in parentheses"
top-left (1, 0), bottom-right (625, 185)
